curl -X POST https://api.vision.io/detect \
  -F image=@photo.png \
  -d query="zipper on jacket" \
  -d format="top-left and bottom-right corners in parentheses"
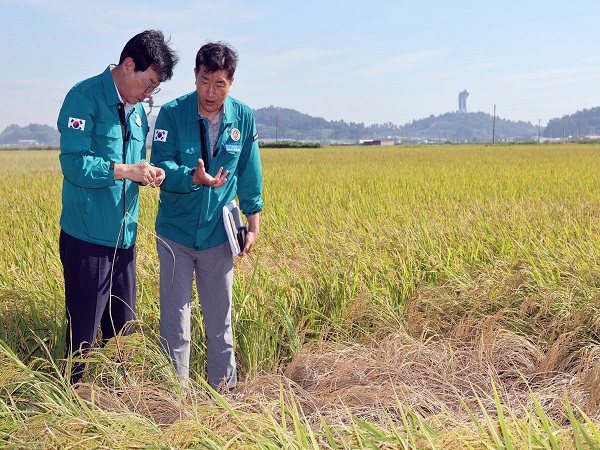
top-left (117, 103), bottom-right (129, 248)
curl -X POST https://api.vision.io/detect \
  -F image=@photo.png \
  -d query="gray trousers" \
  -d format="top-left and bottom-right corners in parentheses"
top-left (157, 235), bottom-right (236, 389)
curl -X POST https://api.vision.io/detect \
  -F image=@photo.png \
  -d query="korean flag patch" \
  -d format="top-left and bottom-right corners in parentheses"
top-left (68, 117), bottom-right (86, 131)
top-left (154, 129), bottom-right (168, 142)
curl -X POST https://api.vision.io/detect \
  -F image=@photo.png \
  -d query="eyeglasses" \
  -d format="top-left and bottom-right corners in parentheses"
top-left (143, 79), bottom-right (161, 95)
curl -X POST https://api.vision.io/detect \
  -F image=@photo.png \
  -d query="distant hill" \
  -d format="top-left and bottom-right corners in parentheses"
top-left (254, 106), bottom-right (377, 142)
top-left (401, 112), bottom-right (537, 142)
top-left (0, 123), bottom-right (59, 146)
top-left (543, 107), bottom-right (600, 139)
top-left (254, 106), bottom-right (537, 142)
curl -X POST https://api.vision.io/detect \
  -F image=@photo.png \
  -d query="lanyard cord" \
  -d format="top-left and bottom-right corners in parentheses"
top-left (199, 119), bottom-right (209, 173)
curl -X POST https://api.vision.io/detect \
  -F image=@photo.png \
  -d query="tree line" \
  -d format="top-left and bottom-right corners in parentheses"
top-left (5, 106), bottom-right (600, 146)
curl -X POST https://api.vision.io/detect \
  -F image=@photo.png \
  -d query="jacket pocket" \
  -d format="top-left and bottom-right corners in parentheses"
top-left (177, 140), bottom-right (201, 168)
top-left (93, 122), bottom-right (122, 160)
top-left (130, 125), bottom-right (145, 143)
top-left (218, 143), bottom-right (241, 171)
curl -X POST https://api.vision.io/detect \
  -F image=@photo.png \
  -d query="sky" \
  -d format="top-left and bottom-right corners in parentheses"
top-left (2, 0), bottom-right (600, 134)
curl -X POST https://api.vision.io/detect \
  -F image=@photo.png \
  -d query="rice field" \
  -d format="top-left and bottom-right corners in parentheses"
top-left (2, 144), bottom-right (600, 448)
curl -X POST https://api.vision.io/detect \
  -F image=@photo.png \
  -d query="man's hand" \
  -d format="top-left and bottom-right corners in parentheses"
top-left (114, 162), bottom-right (165, 187)
top-left (239, 230), bottom-right (257, 256)
top-left (192, 158), bottom-right (229, 188)
top-left (239, 213), bottom-right (260, 256)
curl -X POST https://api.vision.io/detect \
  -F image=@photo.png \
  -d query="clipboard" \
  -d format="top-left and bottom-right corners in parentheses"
top-left (222, 200), bottom-right (248, 256)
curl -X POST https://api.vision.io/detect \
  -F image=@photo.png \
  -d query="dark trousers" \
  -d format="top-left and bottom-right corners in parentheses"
top-left (59, 230), bottom-right (136, 383)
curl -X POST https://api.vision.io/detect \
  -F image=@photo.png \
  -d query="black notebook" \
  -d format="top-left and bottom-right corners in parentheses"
top-left (223, 200), bottom-right (247, 256)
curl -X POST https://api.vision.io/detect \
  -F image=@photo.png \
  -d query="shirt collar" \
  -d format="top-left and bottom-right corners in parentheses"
top-left (188, 92), bottom-right (239, 124)
top-left (102, 65), bottom-right (122, 107)
top-left (200, 107), bottom-right (223, 126)
top-left (105, 65), bottom-right (134, 115)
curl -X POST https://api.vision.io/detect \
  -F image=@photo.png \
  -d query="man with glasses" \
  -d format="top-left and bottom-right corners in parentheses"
top-left (57, 30), bottom-right (178, 383)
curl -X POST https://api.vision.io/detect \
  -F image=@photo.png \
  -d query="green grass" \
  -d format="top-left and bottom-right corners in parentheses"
top-left (2, 145), bottom-right (600, 448)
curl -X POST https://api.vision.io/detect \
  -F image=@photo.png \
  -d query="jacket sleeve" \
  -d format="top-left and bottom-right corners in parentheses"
top-left (236, 112), bottom-right (263, 216)
top-left (150, 107), bottom-right (201, 194)
top-left (57, 89), bottom-right (116, 189)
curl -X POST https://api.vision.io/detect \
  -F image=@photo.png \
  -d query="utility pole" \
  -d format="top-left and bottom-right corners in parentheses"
top-left (275, 109), bottom-right (278, 143)
top-left (492, 104), bottom-right (496, 144)
top-left (538, 119), bottom-right (541, 143)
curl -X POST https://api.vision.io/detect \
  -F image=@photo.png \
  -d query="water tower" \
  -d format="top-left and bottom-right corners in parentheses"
top-left (458, 89), bottom-right (469, 113)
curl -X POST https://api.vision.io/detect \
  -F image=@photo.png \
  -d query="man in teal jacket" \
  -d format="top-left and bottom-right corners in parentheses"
top-left (151, 41), bottom-right (263, 391)
top-left (58, 30), bottom-right (178, 383)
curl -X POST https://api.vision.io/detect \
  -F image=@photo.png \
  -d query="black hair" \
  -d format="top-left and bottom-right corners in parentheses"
top-left (119, 30), bottom-right (179, 82)
top-left (195, 41), bottom-right (238, 80)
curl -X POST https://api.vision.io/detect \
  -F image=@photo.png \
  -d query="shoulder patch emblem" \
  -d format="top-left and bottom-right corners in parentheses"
top-left (68, 117), bottom-right (86, 131)
top-left (154, 129), bottom-right (168, 142)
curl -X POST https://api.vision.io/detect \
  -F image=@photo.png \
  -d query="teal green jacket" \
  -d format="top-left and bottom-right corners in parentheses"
top-left (151, 92), bottom-right (263, 250)
top-left (57, 65), bottom-right (149, 248)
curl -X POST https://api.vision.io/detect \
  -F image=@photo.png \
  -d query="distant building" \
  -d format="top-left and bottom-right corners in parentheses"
top-left (17, 139), bottom-right (39, 146)
top-left (359, 139), bottom-right (395, 146)
top-left (458, 89), bottom-right (469, 113)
